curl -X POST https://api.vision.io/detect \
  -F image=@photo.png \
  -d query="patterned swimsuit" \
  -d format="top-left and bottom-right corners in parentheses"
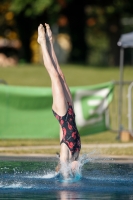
top-left (52, 102), bottom-right (81, 155)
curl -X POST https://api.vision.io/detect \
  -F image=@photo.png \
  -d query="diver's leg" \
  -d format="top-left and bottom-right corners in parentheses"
top-left (45, 23), bottom-right (73, 107)
top-left (38, 24), bottom-right (68, 116)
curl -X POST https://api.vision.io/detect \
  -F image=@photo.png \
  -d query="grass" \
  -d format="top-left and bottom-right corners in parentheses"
top-left (0, 64), bottom-right (132, 87)
top-left (0, 131), bottom-right (123, 147)
top-left (0, 149), bottom-right (60, 155)
top-left (81, 147), bottom-right (133, 156)
top-left (0, 139), bottom-right (59, 147)
top-left (0, 64), bottom-right (133, 156)
top-left (0, 146), bottom-right (133, 156)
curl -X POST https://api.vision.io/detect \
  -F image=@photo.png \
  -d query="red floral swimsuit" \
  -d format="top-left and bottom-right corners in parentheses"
top-left (52, 102), bottom-right (81, 155)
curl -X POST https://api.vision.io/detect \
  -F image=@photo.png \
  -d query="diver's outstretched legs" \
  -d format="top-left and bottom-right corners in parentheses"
top-left (38, 24), bottom-right (68, 116)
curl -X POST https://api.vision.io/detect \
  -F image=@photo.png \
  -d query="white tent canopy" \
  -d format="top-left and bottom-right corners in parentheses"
top-left (117, 32), bottom-right (133, 48)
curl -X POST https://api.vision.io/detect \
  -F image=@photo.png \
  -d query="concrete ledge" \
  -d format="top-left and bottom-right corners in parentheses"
top-left (0, 154), bottom-right (133, 164)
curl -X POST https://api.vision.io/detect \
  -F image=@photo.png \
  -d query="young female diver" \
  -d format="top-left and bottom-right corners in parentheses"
top-left (37, 23), bottom-right (81, 174)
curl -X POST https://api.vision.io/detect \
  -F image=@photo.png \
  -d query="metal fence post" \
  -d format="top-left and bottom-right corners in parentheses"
top-left (118, 47), bottom-right (124, 139)
top-left (128, 82), bottom-right (133, 136)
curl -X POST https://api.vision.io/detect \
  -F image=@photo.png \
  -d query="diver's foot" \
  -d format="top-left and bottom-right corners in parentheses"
top-left (45, 23), bottom-right (52, 41)
top-left (37, 24), bottom-right (46, 44)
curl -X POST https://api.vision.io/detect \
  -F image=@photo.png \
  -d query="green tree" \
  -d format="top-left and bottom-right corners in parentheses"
top-left (60, 0), bottom-right (88, 63)
top-left (53, 0), bottom-right (133, 65)
top-left (9, 0), bottom-right (61, 62)
top-left (84, 0), bottom-right (133, 65)
top-left (9, 0), bottom-right (88, 63)
top-left (1, 0), bottom-right (133, 65)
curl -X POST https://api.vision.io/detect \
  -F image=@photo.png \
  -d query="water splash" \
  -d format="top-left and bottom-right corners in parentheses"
top-left (33, 171), bottom-right (57, 179)
top-left (57, 162), bottom-right (81, 183)
top-left (57, 150), bottom-right (104, 182)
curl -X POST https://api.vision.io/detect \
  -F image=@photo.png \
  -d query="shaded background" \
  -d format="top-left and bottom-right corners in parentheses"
top-left (0, 0), bottom-right (133, 67)
top-left (0, 0), bottom-right (133, 142)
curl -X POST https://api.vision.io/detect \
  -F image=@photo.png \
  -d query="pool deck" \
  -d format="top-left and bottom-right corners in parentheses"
top-left (0, 143), bottom-right (133, 150)
top-left (0, 143), bottom-right (132, 163)
top-left (0, 154), bottom-right (132, 164)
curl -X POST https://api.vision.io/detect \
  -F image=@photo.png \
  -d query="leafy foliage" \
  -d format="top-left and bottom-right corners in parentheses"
top-left (9, 0), bottom-right (59, 16)
top-left (1, 0), bottom-right (133, 65)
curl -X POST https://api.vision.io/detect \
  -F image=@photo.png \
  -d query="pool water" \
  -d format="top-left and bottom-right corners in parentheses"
top-left (0, 156), bottom-right (133, 200)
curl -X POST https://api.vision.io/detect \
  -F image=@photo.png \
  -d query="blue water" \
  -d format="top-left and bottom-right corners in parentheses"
top-left (0, 156), bottom-right (133, 199)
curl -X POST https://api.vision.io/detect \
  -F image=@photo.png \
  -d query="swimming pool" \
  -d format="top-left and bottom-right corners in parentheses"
top-left (0, 155), bottom-right (133, 199)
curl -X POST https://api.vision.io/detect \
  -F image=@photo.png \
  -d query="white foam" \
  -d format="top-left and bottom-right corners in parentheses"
top-left (0, 181), bottom-right (32, 189)
top-left (42, 172), bottom-right (57, 178)
top-left (6, 182), bottom-right (22, 188)
top-left (25, 171), bottom-right (57, 179)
